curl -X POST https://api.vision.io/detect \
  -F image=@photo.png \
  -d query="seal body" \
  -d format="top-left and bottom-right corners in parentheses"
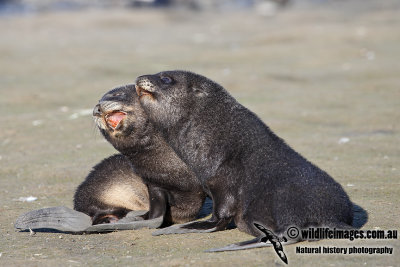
top-left (92, 84), bottom-right (206, 225)
top-left (74, 154), bottom-right (149, 224)
top-left (136, 70), bottom-right (353, 237)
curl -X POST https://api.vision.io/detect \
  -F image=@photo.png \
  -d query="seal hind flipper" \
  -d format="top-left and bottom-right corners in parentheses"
top-left (152, 221), bottom-right (216, 235)
top-left (84, 212), bottom-right (163, 232)
top-left (206, 237), bottom-right (298, 252)
top-left (152, 218), bottom-right (230, 236)
top-left (14, 206), bottom-right (92, 232)
top-left (118, 210), bottom-right (147, 222)
top-left (205, 237), bottom-right (271, 252)
top-left (15, 208), bottom-right (163, 233)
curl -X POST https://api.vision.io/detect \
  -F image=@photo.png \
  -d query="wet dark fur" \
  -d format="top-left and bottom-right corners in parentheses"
top-left (74, 154), bottom-right (149, 224)
top-left (136, 70), bottom-right (353, 238)
top-left (92, 84), bottom-right (206, 225)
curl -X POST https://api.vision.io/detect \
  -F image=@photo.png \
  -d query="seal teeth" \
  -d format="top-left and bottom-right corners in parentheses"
top-left (105, 111), bottom-right (127, 130)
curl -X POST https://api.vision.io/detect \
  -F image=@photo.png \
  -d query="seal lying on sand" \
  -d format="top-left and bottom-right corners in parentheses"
top-left (93, 84), bottom-right (206, 225)
top-left (15, 148), bottom-right (199, 233)
top-left (135, 70), bottom-right (353, 252)
top-left (14, 154), bottom-right (160, 232)
top-left (74, 154), bottom-right (149, 224)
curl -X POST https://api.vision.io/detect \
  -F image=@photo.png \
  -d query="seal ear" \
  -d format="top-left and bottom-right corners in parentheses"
top-left (191, 86), bottom-right (208, 98)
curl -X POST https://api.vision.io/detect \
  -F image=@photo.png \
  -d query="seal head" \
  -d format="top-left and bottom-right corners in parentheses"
top-left (135, 71), bottom-right (222, 129)
top-left (93, 84), bottom-right (152, 152)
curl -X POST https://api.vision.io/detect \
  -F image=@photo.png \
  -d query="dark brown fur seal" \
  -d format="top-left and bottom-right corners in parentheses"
top-left (135, 71), bottom-right (353, 249)
top-left (73, 154), bottom-right (149, 224)
top-left (92, 84), bottom-right (206, 225)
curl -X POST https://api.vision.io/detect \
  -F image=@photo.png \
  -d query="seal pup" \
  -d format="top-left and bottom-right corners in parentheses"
top-left (135, 70), bottom-right (353, 250)
top-left (93, 84), bottom-right (206, 225)
top-left (14, 154), bottom-right (162, 232)
top-left (14, 84), bottom-right (207, 233)
top-left (74, 154), bottom-right (149, 225)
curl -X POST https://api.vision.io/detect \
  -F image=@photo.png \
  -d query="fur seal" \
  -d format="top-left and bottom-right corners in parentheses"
top-left (73, 154), bottom-right (149, 224)
top-left (15, 155), bottom-right (164, 233)
top-left (135, 70), bottom-right (353, 250)
top-left (92, 84), bottom-right (206, 225)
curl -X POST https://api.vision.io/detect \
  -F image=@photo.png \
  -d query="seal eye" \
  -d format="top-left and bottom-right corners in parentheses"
top-left (161, 76), bottom-right (172, 84)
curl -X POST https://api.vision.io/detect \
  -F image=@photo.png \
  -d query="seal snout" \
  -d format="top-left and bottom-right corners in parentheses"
top-left (93, 100), bottom-right (127, 131)
top-left (135, 76), bottom-right (156, 99)
top-left (93, 104), bottom-right (102, 117)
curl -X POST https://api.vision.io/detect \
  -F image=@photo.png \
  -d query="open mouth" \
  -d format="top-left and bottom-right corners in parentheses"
top-left (135, 85), bottom-right (153, 98)
top-left (105, 111), bottom-right (127, 130)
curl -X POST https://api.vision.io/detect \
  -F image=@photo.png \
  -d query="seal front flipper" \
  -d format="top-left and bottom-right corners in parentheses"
top-left (84, 211), bottom-right (163, 232)
top-left (15, 206), bottom-right (92, 232)
top-left (152, 218), bottom-right (230, 236)
top-left (205, 237), bottom-right (298, 252)
top-left (206, 237), bottom-right (270, 252)
top-left (207, 223), bottom-right (290, 264)
top-left (118, 210), bottom-right (147, 222)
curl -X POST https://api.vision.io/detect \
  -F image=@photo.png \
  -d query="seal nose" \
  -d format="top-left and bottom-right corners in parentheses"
top-left (135, 75), bottom-right (145, 85)
top-left (100, 89), bottom-right (128, 102)
top-left (93, 104), bottom-right (102, 117)
top-left (135, 76), bottom-right (155, 97)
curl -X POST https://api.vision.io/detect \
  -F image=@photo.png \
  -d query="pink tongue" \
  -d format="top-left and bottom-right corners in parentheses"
top-left (106, 112), bottom-right (126, 129)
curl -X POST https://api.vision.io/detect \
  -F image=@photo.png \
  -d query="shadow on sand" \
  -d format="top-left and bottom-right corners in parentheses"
top-left (352, 203), bottom-right (368, 229)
